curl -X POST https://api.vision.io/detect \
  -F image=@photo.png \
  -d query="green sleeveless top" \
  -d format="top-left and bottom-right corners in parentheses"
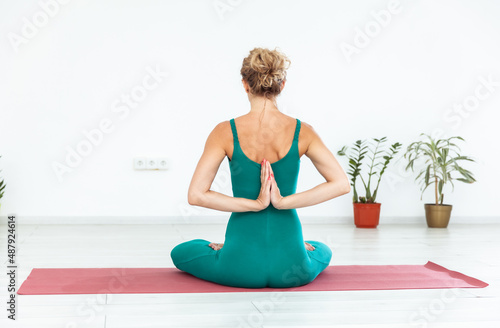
top-left (170, 117), bottom-right (332, 288)
top-left (228, 118), bottom-right (301, 201)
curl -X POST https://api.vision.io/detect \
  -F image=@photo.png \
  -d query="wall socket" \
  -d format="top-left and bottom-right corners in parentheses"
top-left (134, 157), bottom-right (169, 170)
top-left (157, 158), bottom-right (169, 170)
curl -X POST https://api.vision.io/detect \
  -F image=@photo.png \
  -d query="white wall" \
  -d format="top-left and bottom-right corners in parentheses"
top-left (1, 0), bottom-right (499, 221)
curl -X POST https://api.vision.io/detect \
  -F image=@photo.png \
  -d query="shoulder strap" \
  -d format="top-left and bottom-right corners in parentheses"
top-left (293, 118), bottom-right (301, 141)
top-left (229, 118), bottom-right (239, 143)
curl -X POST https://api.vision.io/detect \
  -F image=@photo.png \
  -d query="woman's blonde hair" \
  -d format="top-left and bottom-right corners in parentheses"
top-left (240, 47), bottom-right (291, 99)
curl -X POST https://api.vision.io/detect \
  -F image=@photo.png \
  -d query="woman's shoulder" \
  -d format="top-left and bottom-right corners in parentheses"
top-left (207, 120), bottom-right (233, 144)
top-left (296, 119), bottom-right (320, 141)
top-left (213, 119), bottom-right (232, 131)
top-left (209, 116), bottom-right (318, 139)
top-left (297, 120), bottom-right (329, 157)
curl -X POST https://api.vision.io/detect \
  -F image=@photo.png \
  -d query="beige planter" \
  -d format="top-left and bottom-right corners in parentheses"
top-left (424, 204), bottom-right (452, 228)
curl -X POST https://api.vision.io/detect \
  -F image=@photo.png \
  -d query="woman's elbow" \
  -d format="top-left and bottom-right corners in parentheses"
top-left (188, 191), bottom-right (203, 206)
top-left (341, 181), bottom-right (351, 195)
top-left (333, 177), bottom-right (351, 196)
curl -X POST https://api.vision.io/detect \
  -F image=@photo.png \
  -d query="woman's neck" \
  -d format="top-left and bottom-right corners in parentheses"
top-left (248, 96), bottom-right (280, 115)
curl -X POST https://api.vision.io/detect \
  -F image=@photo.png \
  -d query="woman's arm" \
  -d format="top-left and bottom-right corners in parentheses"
top-left (271, 123), bottom-right (351, 210)
top-left (187, 122), bottom-right (271, 212)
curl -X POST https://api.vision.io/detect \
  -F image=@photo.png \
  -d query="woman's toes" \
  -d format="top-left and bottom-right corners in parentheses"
top-left (208, 242), bottom-right (223, 250)
top-left (305, 242), bottom-right (315, 251)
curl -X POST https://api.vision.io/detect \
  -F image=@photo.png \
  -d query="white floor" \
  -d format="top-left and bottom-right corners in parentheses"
top-left (1, 221), bottom-right (499, 328)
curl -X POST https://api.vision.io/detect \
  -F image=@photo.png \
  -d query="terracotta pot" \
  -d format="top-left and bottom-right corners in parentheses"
top-left (353, 203), bottom-right (381, 228)
top-left (424, 204), bottom-right (452, 228)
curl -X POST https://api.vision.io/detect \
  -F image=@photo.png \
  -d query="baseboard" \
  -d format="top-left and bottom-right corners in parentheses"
top-left (0, 214), bottom-right (498, 225)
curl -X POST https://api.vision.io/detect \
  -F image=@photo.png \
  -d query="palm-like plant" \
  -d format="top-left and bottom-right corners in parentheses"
top-left (0, 156), bottom-right (5, 202)
top-left (0, 179), bottom-right (4, 201)
top-left (338, 137), bottom-right (402, 203)
top-left (404, 134), bottom-right (475, 205)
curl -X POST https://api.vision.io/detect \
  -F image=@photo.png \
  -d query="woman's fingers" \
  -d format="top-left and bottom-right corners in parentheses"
top-left (261, 159), bottom-right (272, 186)
top-left (271, 174), bottom-right (279, 193)
top-left (266, 160), bottom-right (270, 180)
top-left (268, 162), bottom-right (273, 190)
top-left (256, 159), bottom-right (272, 210)
top-left (261, 160), bottom-right (266, 184)
top-left (267, 160), bottom-right (273, 182)
top-left (261, 159), bottom-right (270, 183)
top-left (264, 160), bottom-right (267, 181)
top-left (270, 173), bottom-right (285, 209)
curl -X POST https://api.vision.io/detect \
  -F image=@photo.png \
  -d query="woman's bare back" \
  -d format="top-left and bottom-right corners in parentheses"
top-left (225, 113), bottom-right (311, 164)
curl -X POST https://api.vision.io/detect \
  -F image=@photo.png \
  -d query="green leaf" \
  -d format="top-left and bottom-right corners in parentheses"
top-left (425, 165), bottom-right (430, 185)
top-left (438, 179), bottom-right (443, 197)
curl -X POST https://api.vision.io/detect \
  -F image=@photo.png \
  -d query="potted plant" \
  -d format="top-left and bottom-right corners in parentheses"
top-left (0, 156), bottom-right (5, 212)
top-left (404, 134), bottom-right (476, 228)
top-left (338, 138), bottom-right (402, 228)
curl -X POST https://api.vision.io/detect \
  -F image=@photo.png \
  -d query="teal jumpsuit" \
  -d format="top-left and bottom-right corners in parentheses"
top-left (170, 118), bottom-right (332, 288)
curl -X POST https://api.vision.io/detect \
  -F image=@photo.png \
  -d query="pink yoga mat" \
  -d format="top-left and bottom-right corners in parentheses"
top-left (17, 261), bottom-right (488, 295)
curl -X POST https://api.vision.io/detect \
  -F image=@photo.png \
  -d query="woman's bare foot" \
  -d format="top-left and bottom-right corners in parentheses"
top-left (209, 242), bottom-right (224, 250)
top-left (210, 242), bottom-right (311, 251)
top-left (305, 242), bottom-right (315, 251)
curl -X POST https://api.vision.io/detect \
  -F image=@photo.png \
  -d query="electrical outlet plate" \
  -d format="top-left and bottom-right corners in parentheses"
top-left (134, 157), bottom-right (169, 170)
top-left (146, 158), bottom-right (158, 170)
top-left (134, 157), bottom-right (147, 170)
top-left (158, 157), bottom-right (169, 170)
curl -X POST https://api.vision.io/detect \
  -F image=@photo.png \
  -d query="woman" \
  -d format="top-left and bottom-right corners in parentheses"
top-left (170, 47), bottom-right (350, 288)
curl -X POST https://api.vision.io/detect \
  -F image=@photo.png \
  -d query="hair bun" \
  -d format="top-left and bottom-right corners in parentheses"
top-left (241, 47), bottom-right (291, 98)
